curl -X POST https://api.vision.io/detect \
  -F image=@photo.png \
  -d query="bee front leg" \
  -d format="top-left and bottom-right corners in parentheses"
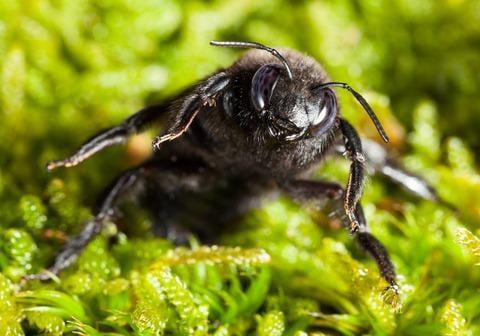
top-left (339, 118), bottom-right (367, 233)
top-left (152, 72), bottom-right (231, 149)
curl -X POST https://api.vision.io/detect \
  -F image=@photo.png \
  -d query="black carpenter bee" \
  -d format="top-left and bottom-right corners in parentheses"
top-left (29, 41), bottom-right (439, 294)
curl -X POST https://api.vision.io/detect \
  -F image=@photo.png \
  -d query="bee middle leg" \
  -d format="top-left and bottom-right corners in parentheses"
top-left (46, 103), bottom-right (170, 171)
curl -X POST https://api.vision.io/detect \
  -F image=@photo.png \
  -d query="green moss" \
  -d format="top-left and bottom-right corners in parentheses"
top-left (439, 299), bottom-right (468, 336)
top-left (257, 310), bottom-right (285, 336)
top-left (1, 0), bottom-right (480, 334)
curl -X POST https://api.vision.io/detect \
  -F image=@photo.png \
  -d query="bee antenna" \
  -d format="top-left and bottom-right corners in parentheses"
top-left (314, 82), bottom-right (389, 143)
top-left (210, 40), bottom-right (293, 80)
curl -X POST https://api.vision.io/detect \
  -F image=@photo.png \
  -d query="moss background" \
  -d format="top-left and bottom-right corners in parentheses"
top-left (1, 0), bottom-right (480, 335)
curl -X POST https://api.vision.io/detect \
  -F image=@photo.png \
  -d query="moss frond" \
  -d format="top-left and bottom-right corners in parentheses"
top-left (440, 299), bottom-right (468, 336)
top-left (455, 228), bottom-right (480, 264)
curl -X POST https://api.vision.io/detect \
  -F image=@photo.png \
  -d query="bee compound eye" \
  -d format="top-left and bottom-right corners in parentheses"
top-left (310, 88), bottom-right (338, 136)
top-left (251, 64), bottom-right (281, 112)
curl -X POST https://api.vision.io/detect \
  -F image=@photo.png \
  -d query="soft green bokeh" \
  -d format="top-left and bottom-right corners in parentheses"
top-left (1, 0), bottom-right (480, 335)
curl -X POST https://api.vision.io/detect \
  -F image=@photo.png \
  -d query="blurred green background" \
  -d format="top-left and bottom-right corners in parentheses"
top-left (1, 0), bottom-right (480, 335)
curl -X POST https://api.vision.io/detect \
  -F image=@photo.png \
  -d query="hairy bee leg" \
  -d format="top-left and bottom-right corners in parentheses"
top-left (282, 179), bottom-right (397, 290)
top-left (353, 205), bottom-right (397, 290)
top-left (47, 72), bottom-right (230, 171)
top-left (46, 103), bottom-right (170, 171)
top-left (339, 119), bottom-right (366, 233)
top-left (152, 72), bottom-right (231, 149)
top-left (25, 163), bottom-right (152, 281)
top-left (27, 158), bottom-right (212, 281)
top-left (334, 138), bottom-right (439, 201)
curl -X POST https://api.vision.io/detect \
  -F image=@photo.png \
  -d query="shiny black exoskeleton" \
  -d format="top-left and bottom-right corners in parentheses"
top-left (30, 41), bottom-right (439, 294)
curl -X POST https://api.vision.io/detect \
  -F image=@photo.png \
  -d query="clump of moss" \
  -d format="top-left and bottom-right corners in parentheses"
top-left (1, 0), bottom-right (480, 334)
